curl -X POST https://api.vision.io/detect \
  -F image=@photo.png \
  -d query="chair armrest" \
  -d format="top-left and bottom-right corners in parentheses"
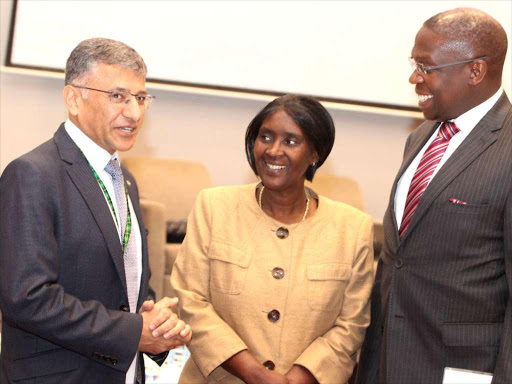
top-left (140, 198), bottom-right (166, 301)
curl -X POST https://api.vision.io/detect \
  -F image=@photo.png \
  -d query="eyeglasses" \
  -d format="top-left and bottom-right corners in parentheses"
top-left (409, 56), bottom-right (487, 75)
top-left (72, 85), bottom-right (155, 109)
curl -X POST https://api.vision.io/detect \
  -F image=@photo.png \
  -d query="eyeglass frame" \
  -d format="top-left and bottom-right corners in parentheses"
top-left (71, 85), bottom-right (156, 109)
top-left (409, 56), bottom-right (488, 75)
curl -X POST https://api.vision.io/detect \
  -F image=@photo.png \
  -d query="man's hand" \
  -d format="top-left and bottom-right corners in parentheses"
top-left (137, 297), bottom-right (192, 354)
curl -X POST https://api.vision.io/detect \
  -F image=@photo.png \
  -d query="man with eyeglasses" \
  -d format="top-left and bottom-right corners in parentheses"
top-left (0, 38), bottom-right (191, 384)
top-left (357, 8), bottom-right (511, 384)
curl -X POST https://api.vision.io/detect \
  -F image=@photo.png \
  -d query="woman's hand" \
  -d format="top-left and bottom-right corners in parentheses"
top-left (285, 365), bottom-right (318, 384)
top-left (222, 350), bottom-right (291, 384)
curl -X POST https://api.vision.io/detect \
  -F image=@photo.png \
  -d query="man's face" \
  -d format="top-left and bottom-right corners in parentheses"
top-left (74, 63), bottom-right (147, 154)
top-left (409, 27), bottom-right (473, 121)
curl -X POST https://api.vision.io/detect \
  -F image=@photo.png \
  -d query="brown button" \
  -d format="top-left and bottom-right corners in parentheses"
top-left (263, 360), bottom-right (275, 370)
top-left (276, 227), bottom-right (289, 239)
top-left (395, 258), bottom-right (403, 269)
top-left (272, 267), bottom-right (285, 279)
top-left (267, 309), bottom-right (280, 322)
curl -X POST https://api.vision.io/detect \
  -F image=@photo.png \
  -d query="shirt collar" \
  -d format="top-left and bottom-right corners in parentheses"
top-left (451, 88), bottom-right (503, 134)
top-left (64, 119), bottom-right (119, 173)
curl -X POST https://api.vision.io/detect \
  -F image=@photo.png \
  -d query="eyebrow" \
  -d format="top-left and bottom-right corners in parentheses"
top-left (111, 87), bottom-right (148, 95)
top-left (259, 126), bottom-right (303, 139)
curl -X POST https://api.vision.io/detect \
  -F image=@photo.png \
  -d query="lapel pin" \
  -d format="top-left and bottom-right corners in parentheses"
top-left (126, 180), bottom-right (131, 186)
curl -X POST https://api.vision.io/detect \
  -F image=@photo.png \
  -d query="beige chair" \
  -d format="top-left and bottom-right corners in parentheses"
top-left (122, 156), bottom-right (212, 299)
top-left (306, 174), bottom-right (365, 211)
top-left (307, 174), bottom-right (384, 266)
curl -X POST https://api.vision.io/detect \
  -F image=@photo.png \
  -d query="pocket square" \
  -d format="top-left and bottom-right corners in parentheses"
top-left (449, 198), bottom-right (467, 205)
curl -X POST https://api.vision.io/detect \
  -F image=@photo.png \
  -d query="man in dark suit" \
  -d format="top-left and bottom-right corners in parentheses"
top-left (0, 38), bottom-right (191, 383)
top-left (357, 8), bottom-right (511, 384)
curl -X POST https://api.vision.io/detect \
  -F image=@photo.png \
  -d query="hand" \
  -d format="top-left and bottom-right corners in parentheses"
top-left (285, 365), bottom-right (317, 384)
top-left (138, 297), bottom-right (192, 354)
top-left (256, 370), bottom-right (290, 384)
top-left (145, 297), bottom-right (178, 338)
top-left (222, 350), bottom-right (290, 384)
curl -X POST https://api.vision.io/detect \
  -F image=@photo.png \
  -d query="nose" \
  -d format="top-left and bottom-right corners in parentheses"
top-left (123, 96), bottom-right (143, 121)
top-left (409, 70), bottom-right (424, 85)
top-left (267, 139), bottom-right (283, 157)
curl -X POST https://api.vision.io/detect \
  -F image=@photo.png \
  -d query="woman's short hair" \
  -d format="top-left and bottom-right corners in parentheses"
top-left (245, 94), bottom-right (335, 181)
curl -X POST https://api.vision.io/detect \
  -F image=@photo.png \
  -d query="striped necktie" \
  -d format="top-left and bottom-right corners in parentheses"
top-left (399, 121), bottom-right (460, 238)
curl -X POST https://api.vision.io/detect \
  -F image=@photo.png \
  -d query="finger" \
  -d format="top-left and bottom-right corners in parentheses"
top-left (179, 327), bottom-right (192, 344)
top-left (163, 319), bottom-right (186, 339)
top-left (157, 296), bottom-right (179, 308)
top-left (139, 300), bottom-right (154, 314)
top-left (149, 306), bottom-right (173, 331)
top-left (179, 324), bottom-right (191, 338)
top-left (152, 312), bottom-right (178, 337)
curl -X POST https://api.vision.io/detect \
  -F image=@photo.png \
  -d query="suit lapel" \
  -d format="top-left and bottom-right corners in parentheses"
top-left (53, 125), bottom-right (128, 296)
top-left (399, 94), bottom-right (510, 243)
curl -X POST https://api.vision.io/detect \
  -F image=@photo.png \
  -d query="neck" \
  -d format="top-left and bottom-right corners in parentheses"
top-left (259, 184), bottom-right (309, 224)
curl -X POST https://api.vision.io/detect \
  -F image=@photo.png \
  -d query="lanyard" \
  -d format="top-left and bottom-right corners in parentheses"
top-left (81, 152), bottom-right (132, 253)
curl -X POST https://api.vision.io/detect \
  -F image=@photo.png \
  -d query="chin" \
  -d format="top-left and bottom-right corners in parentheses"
top-left (116, 140), bottom-right (137, 153)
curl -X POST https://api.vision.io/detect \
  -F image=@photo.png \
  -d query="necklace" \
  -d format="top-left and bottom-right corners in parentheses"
top-left (258, 185), bottom-right (310, 222)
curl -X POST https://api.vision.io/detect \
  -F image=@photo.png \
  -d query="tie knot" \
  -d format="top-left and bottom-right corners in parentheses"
top-left (104, 158), bottom-right (123, 179)
top-left (439, 121), bottom-right (460, 141)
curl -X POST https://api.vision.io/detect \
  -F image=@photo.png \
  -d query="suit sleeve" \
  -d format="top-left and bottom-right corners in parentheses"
top-left (492, 188), bottom-right (512, 383)
top-left (294, 214), bottom-right (375, 384)
top-left (0, 158), bottom-right (142, 373)
top-left (171, 190), bottom-right (248, 378)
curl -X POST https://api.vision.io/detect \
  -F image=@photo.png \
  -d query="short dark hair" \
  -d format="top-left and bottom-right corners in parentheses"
top-left (424, 8), bottom-right (508, 67)
top-left (65, 38), bottom-right (147, 85)
top-left (245, 94), bottom-right (335, 182)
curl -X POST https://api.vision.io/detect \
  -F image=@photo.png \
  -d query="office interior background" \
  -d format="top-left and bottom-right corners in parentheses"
top-left (1, 0), bottom-right (511, 221)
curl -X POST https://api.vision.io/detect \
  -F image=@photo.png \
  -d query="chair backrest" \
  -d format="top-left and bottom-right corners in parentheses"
top-left (122, 156), bottom-right (213, 220)
top-left (306, 174), bottom-right (365, 211)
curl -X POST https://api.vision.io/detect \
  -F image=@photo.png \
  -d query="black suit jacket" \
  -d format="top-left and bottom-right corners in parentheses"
top-left (357, 93), bottom-right (512, 384)
top-left (0, 125), bottom-right (155, 383)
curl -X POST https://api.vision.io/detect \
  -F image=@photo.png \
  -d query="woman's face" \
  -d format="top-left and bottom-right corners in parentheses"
top-left (253, 109), bottom-right (318, 193)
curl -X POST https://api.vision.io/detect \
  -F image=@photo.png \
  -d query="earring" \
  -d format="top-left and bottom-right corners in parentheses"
top-left (311, 162), bottom-right (316, 167)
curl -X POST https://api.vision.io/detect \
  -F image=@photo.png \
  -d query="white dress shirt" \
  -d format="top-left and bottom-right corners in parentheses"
top-left (65, 119), bottom-right (142, 384)
top-left (394, 89), bottom-right (503, 227)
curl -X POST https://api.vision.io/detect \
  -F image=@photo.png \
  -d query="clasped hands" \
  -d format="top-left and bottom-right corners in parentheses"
top-left (137, 296), bottom-right (192, 355)
top-left (224, 350), bottom-right (317, 384)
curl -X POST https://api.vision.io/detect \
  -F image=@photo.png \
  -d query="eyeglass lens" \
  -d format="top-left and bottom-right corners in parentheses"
top-left (110, 91), bottom-right (153, 108)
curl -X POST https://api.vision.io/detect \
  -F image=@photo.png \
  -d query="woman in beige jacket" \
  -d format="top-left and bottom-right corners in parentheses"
top-left (171, 95), bottom-right (374, 384)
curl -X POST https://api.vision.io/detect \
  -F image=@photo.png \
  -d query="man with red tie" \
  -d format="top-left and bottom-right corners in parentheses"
top-left (357, 8), bottom-right (512, 384)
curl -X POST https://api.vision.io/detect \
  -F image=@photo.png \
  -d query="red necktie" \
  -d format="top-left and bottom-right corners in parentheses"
top-left (399, 121), bottom-right (460, 238)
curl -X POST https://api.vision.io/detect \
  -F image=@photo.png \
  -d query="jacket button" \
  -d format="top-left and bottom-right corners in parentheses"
top-left (272, 267), bottom-right (285, 279)
top-left (120, 305), bottom-right (129, 312)
top-left (267, 310), bottom-right (280, 322)
top-left (395, 258), bottom-right (403, 268)
top-left (263, 360), bottom-right (275, 370)
top-left (276, 227), bottom-right (289, 239)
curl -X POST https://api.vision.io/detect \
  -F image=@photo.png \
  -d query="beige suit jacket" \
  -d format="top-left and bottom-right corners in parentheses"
top-left (171, 183), bottom-right (374, 383)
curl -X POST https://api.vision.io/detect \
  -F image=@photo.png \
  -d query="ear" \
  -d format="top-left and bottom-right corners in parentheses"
top-left (468, 59), bottom-right (487, 86)
top-left (62, 85), bottom-right (81, 116)
top-left (311, 151), bottom-right (320, 165)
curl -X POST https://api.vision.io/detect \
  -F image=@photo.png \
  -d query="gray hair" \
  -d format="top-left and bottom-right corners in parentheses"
top-left (65, 38), bottom-right (147, 85)
top-left (424, 8), bottom-right (508, 66)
